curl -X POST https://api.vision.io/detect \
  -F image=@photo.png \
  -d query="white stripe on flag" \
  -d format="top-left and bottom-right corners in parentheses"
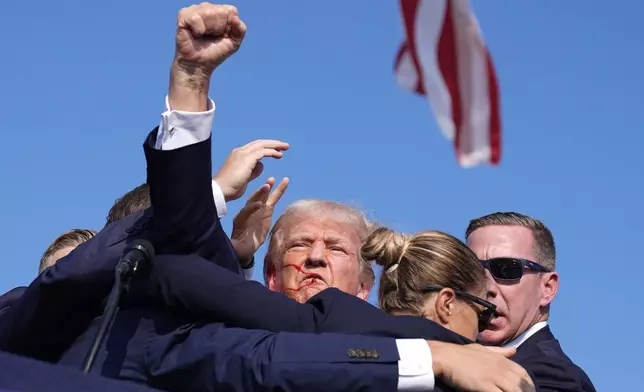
top-left (395, 0), bottom-right (501, 166)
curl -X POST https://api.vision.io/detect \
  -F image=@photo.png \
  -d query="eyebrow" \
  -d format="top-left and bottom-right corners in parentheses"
top-left (287, 234), bottom-right (350, 246)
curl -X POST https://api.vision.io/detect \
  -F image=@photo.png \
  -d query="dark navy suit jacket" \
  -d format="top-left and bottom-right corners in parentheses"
top-left (0, 287), bottom-right (26, 318)
top-left (0, 130), bottom-right (408, 391)
top-left (513, 326), bottom-right (596, 392)
top-left (143, 253), bottom-right (470, 343)
top-left (0, 128), bottom-right (238, 360)
top-left (0, 350), bottom-right (162, 392)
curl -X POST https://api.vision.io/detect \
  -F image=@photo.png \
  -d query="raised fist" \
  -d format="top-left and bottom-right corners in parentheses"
top-left (174, 3), bottom-right (247, 75)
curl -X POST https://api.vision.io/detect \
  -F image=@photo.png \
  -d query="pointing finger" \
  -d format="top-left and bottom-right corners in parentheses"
top-left (246, 180), bottom-right (272, 203)
top-left (251, 148), bottom-right (286, 162)
top-left (239, 140), bottom-right (289, 153)
top-left (267, 177), bottom-right (289, 206)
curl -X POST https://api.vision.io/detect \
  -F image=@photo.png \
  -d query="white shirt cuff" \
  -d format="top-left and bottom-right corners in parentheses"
top-left (155, 95), bottom-right (215, 150)
top-left (211, 179), bottom-right (227, 218)
top-left (396, 339), bottom-right (435, 391)
top-left (242, 266), bottom-right (255, 280)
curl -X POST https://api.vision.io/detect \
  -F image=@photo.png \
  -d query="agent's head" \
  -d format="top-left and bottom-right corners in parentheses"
top-left (466, 212), bottom-right (559, 346)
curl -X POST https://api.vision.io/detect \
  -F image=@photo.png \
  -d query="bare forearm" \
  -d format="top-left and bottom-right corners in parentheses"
top-left (168, 60), bottom-right (210, 112)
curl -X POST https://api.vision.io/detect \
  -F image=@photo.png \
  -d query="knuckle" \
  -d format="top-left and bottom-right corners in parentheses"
top-left (178, 7), bottom-right (190, 18)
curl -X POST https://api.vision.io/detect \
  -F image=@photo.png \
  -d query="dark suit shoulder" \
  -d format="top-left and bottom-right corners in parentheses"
top-left (0, 287), bottom-right (26, 314)
top-left (517, 327), bottom-right (596, 392)
top-left (308, 289), bottom-right (471, 344)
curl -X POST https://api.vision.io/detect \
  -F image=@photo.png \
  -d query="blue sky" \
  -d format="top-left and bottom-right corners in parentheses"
top-left (1, 0), bottom-right (642, 389)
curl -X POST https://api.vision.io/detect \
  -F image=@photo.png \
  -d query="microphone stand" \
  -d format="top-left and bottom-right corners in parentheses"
top-left (82, 240), bottom-right (154, 374)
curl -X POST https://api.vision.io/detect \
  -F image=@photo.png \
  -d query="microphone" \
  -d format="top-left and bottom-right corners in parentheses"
top-left (115, 239), bottom-right (155, 280)
top-left (82, 239), bottom-right (155, 374)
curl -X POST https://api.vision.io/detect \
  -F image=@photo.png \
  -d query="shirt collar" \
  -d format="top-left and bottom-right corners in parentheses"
top-left (503, 321), bottom-right (548, 349)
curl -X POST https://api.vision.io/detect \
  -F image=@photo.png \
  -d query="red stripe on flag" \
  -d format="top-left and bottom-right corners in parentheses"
top-left (436, 0), bottom-right (463, 160)
top-left (400, 0), bottom-right (426, 95)
top-left (486, 51), bottom-right (501, 164)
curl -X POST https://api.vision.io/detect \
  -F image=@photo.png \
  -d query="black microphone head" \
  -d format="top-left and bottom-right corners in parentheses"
top-left (127, 239), bottom-right (155, 260)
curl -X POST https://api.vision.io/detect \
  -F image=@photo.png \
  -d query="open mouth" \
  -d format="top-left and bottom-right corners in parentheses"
top-left (487, 314), bottom-right (505, 329)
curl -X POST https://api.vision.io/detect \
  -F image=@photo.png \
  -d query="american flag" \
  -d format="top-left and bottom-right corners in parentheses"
top-left (395, 0), bottom-right (501, 167)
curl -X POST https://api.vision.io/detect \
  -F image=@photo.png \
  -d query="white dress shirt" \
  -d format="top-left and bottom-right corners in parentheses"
top-left (156, 96), bottom-right (436, 390)
top-left (503, 321), bottom-right (548, 349)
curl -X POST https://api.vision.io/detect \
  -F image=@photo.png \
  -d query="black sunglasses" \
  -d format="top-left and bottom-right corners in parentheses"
top-left (481, 257), bottom-right (551, 282)
top-left (422, 284), bottom-right (497, 332)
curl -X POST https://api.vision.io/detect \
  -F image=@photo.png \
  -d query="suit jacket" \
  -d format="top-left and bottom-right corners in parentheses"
top-left (0, 129), bottom-right (405, 391)
top-left (143, 253), bottom-right (470, 344)
top-left (57, 306), bottom-right (401, 392)
top-left (513, 326), bottom-right (596, 392)
top-left (0, 286), bottom-right (26, 318)
top-left (0, 350), bottom-right (162, 392)
top-left (0, 128), bottom-right (239, 359)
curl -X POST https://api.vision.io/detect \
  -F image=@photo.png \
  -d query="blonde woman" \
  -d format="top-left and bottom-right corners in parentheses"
top-left (363, 228), bottom-right (496, 341)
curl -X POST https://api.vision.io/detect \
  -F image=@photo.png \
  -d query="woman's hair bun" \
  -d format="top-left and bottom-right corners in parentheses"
top-left (361, 227), bottom-right (409, 270)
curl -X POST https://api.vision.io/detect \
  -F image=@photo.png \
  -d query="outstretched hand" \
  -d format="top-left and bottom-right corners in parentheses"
top-left (214, 140), bottom-right (289, 202)
top-left (231, 177), bottom-right (290, 265)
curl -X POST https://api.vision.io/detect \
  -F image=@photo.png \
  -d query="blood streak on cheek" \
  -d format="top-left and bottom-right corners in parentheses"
top-left (282, 263), bottom-right (317, 293)
top-left (283, 263), bottom-right (305, 273)
top-left (284, 280), bottom-right (316, 293)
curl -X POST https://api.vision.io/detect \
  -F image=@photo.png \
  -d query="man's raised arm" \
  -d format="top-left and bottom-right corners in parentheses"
top-left (143, 4), bottom-right (241, 255)
top-left (145, 4), bottom-right (288, 259)
top-left (0, 2), bottom-right (284, 356)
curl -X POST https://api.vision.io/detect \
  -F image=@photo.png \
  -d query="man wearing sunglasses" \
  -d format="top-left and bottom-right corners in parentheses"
top-left (466, 212), bottom-right (596, 392)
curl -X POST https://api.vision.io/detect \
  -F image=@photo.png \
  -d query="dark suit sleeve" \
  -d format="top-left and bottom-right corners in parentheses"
top-left (142, 254), bottom-right (471, 344)
top-left (145, 325), bottom-right (399, 392)
top-left (144, 129), bottom-right (223, 258)
top-left (0, 351), bottom-right (163, 392)
top-left (517, 355), bottom-right (596, 392)
top-left (0, 128), bottom-right (226, 358)
top-left (0, 219), bottom-right (134, 358)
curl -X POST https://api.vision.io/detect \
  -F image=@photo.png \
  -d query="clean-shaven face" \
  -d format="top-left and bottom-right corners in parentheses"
top-left (467, 225), bottom-right (546, 345)
top-left (268, 216), bottom-right (368, 303)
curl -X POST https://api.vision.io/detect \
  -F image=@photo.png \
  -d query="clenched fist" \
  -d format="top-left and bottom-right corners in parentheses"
top-left (174, 3), bottom-right (247, 75)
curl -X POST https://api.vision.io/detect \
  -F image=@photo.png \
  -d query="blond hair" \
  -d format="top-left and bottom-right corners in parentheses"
top-left (263, 199), bottom-right (375, 285)
top-left (39, 229), bottom-right (97, 272)
top-left (362, 227), bottom-right (486, 315)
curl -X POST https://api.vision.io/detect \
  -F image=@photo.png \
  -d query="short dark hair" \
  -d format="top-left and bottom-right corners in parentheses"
top-left (465, 212), bottom-right (556, 271)
top-left (39, 229), bottom-right (97, 272)
top-left (106, 184), bottom-right (151, 225)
